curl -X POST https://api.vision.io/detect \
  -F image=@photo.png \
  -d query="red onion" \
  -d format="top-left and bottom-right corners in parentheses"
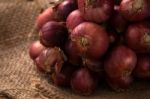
top-left (125, 21), bottom-right (150, 53)
top-left (71, 22), bottom-right (109, 60)
top-left (106, 76), bottom-right (133, 91)
top-left (66, 10), bottom-right (85, 32)
top-left (35, 47), bottom-right (67, 73)
top-left (120, 0), bottom-right (150, 21)
top-left (52, 62), bottom-right (78, 87)
top-left (134, 55), bottom-right (150, 79)
top-left (64, 40), bottom-right (82, 65)
top-left (36, 0), bottom-right (77, 29)
top-left (104, 45), bottom-right (137, 90)
top-left (29, 41), bottom-right (45, 60)
top-left (55, 0), bottom-right (77, 21)
top-left (104, 45), bottom-right (137, 78)
top-left (67, 0), bottom-right (77, 5)
top-left (71, 68), bottom-right (97, 95)
top-left (36, 7), bottom-right (57, 30)
top-left (83, 58), bottom-right (103, 73)
top-left (78, 0), bottom-right (114, 23)
top-left (40, 21), bottom-right (68, 47)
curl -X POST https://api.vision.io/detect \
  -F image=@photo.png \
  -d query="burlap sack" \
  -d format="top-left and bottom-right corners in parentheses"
top-left (0, 0), bottom-right (149, 99)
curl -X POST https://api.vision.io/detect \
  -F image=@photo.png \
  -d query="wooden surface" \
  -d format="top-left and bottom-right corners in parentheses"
top-left (0, 0), bottom-right (150, 99)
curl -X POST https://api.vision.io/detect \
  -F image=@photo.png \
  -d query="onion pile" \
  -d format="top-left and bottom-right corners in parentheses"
top-left (29, 0), bottom-right (150, 95)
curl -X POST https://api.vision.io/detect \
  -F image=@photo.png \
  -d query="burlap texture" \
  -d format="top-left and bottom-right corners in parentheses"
top-left (0, 0), bottom-right (150, 99)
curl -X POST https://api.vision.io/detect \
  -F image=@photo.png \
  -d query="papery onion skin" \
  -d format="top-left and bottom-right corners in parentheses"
top-left (134, 55), bottom-right (150, 79)
top-left (52, 62), bottom-right (78, 87)
top-left (83, 58), bottom-right (103, 73)
top-left (125, 21), bottom-right (150, 53)
top-left (66, 10), bottom-right (85, 32)
top-left (120, 0), bottom-right (150, 21)
top-left (35, 47), bottom-right (67, 73)
top-left (71, 68), bottom-right (97, 95)
top-left (78, 0), bottom-right (114, 23)
top-left (29, 41), bottom-right (46, 60)
top-left (40, 21), bottom-right (68, 47)
top-left (71, 22), bottom-right (109, 60)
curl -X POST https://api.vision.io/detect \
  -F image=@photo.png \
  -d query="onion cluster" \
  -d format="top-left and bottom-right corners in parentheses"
top-left (29, 0), bottom-right (150, 95)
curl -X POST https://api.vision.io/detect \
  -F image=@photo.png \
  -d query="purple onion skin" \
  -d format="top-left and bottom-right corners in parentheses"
top-left (56, 0), bottom-right (77, 21)
top-left (52, 62), bottom-right (78, 87)
top-left (107, 76), bottom-right (133, 91)
top-left (83, 58), bottom-right (103, 73)
top-left (125, 21), bottom-right (150, 53)
top-left (71, 22), bottom-right (109, 60)
top-left (134, 55), bottom-right (150, 80)
top-left (71, 68), bottom-right (97, 95)
top-left (35, 47), bottom-right (67, 73)
top-left (83, 58), bottom-right (105, 80)
top-left (66, 10), bottom-right (85, 32)
top-left (104, 45), bottom-right (137, 78)
top-left (67, 0), bottom-right (78, 5)
top-left (78, 0), bottom-right (114, 23)
top-left (40, 21), bottom-right (68, 47)
top-left (104, 45), bottom-right (137, 90)
top-left (64, 40), bottom-right (82, 65)
top-left (120, 0), bottom-right (150, 21)
top-left (36, 0), bottom-right (77, 30)
top-left (29, 41), bottom-right (45, 60)
top-left (66, 0), bottom-right (78, 9)
top-left (36, 7), bottom-right (57, 30)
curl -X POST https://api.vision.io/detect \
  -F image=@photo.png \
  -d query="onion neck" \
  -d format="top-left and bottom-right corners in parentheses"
top-left (85, 0), bottom-right (97, 8)
top-left (132, 0), bottom-right (144, 14)
top-left (80, 37), bottom-right (89, 47)
top-left (142, 32), bottom-right (150, 46)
